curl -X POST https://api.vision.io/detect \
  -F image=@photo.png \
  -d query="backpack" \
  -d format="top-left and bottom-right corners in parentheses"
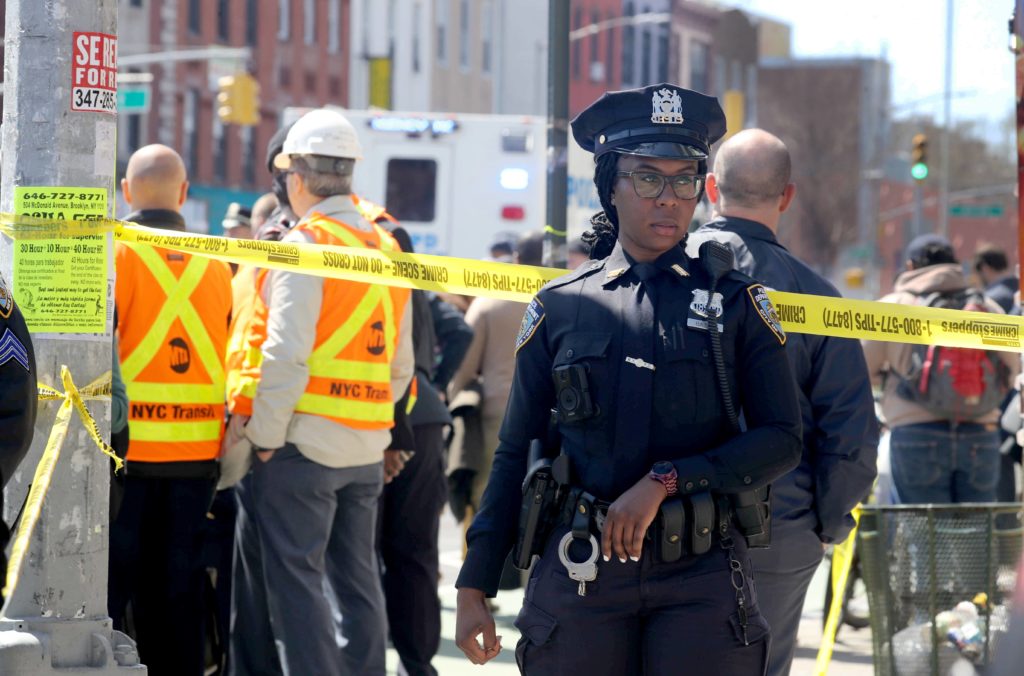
top-left (894, 289), bottom-right (1011, 421)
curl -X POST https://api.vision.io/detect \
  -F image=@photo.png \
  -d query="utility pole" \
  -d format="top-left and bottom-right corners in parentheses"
top-left (938, 0), bottom-right (954, 238)
top-left (0, 1), bottom-right (142, 672)
top-left (544, 0), bottom-right (570, 268)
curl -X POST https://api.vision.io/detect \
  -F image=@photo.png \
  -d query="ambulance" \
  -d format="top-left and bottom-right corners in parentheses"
top-left (284, 107), bottom-right (550, 259)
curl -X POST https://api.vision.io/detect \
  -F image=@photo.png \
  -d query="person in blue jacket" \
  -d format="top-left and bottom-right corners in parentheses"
top-left (688, 128), bottom-right (879, 676)
top-left (454, 84), bottom-right (802, 674)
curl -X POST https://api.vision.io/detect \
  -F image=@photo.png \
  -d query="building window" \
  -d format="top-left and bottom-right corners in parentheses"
top-left (247, 0), bottom-right (258, 46)
top-left (129, 0), bottom-right (142, 6)
top-left (641, 29), bottom-right (651, 85)
top-left (481, 1), bottom-right (493, 74)
top-left (605, 13), bottom-right (615, 86)
top-left (304, 0), bottom-right (316, 45)
top-left (690, 41), bottom-right (709, 94)
top-left (278, 0), bottom-right (291, 41)
top-left (304, 71), bottom-right (316, 93)
top-left (713, 55), bottom-right (726, 96)
top-left (622, 3), bottom-right (634, 85)
top-left (188, 0), bottom-right (201, 34)
top-left (328, 0), bottom-right (341, 54)
top-left (730, 60), bottom-right (742, 91)
top-left (217, 0), bottom-right (230, 42)
top-left (436, 0), bottom-right (448, 65)
top-left (571, 6), bottom-right (582, 80)
top-left (280, 67), bottom-right (291, 88)
top-left (242, 126), bottom-right (255, 187)
top-left (657, 25), bottom-right (668, 84)
top-left (183, 88), bottom-right (199, 175)
top-left (213, 117), bottom-right (226, 182)
top-left (412, 2), bottom-right (422, 72)
top-left (458, 0), bottom-right (470, 70)
top-left (589, 9), bottom-right (600, 79)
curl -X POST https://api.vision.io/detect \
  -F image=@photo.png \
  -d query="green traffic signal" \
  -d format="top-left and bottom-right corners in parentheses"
top-left (911, 162), bottom-right (929, 180)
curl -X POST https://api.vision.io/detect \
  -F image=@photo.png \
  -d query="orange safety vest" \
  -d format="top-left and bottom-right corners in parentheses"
top-left (116, 241), bottom-right (232, 463)
top-left (227, 212), bottom-right (410, 429)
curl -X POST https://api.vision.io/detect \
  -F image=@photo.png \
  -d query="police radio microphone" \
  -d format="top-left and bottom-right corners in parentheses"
top-left (697, 240), bottom-right (740, 432)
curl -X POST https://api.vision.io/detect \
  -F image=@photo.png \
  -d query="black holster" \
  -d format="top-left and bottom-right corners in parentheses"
top-left (512, 453), bottom-right (562, 570)
top-left (730, 485), bottom-right (772, 549)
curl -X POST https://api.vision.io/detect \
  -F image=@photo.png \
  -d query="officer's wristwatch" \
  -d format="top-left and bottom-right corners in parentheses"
top-left (649, 461), bottom-right (679, 496)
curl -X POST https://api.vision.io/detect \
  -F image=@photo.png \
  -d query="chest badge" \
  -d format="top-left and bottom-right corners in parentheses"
top-left (686, 288), bottom-right (724, 333)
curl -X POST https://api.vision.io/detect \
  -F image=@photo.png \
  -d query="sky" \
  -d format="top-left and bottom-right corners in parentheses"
top-left (733, 0), bottom-right (1016, 137)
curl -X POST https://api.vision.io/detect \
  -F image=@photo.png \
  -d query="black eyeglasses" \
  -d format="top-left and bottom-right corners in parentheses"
top-left (616, 171), bottom-right (705, 200)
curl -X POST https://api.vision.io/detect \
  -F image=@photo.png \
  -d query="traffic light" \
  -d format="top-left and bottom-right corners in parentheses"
top-left (217, 73), bottom-right (260, 126)
top-left (910, 133), bottom-right (928, 181)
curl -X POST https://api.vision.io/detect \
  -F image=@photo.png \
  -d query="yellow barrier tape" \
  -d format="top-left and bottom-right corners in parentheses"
top-left (814, 506), bottom-right (861, 675)
top-left (4, 368), bottom-right (119, 600)
top-left (4, 214), bottom-right (1024, 349)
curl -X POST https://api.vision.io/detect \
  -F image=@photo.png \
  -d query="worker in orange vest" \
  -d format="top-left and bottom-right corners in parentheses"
top-left (227, 109), bottom-right (414, 676)
top-left (107, 144), bottom-right (232, 676)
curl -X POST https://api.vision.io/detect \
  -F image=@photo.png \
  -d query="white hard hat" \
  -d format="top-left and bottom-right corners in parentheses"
top-left (273, 108), bottom-right (363, 169)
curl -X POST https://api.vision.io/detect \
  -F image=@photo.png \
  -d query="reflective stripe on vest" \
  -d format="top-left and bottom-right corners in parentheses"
top-left (121, 244), bottom-right (225, 457)
top-left (228, 214), bottom-right (406, 429)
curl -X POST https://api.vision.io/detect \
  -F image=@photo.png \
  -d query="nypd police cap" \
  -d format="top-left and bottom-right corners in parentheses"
top-left (571, 83), bottom-right (726, 160)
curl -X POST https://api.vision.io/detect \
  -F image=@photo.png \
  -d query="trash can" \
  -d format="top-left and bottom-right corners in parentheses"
top-left (857, 504), bottom-right (1023, 676)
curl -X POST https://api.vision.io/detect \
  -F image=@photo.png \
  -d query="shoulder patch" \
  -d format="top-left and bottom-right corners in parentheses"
top-left (0, 328), bottom-right (30, 371)
top-left (0, 274), bottom-right (12, 319)
top-left (515, 298), bottom-right (545, 353)
top-left (746, 284), bottom-right (786, 345)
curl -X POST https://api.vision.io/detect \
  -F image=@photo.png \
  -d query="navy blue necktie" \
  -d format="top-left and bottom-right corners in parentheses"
top-left (613, 263), bottom-right (658, 460)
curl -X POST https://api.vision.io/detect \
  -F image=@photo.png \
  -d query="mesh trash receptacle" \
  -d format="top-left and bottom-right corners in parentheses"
top-left (858, 504), bottom-right (1023, 676)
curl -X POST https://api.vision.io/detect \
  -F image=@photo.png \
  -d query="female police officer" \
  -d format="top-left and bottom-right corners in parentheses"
top-left (455, 84), bottom-right (802, 674)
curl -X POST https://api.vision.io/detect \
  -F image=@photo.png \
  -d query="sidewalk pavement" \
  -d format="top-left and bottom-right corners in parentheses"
top-left (384, 513), bottom-right (877, 675)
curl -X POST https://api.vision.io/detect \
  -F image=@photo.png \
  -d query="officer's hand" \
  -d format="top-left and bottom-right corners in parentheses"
top-left (383, 450), bottom-right (407, 484)
top-left (602, 478), bottom-right (666, 563)
top-left (455, 587), bottom-right (502, 664)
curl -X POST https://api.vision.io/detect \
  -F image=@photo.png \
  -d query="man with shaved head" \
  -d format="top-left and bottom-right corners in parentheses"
top-left (110, 144), bottom-right (233, 675)
top-left (688, 129), bottom-right (878, 676)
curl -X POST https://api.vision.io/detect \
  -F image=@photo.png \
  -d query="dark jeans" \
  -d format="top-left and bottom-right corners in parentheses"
top-left (379, 423), bottom-right (448, 676)
top-left (108, 474), bottom-right (216, 676)
top-left (890, 421), bottom-right (1001, 504)
top-left (514, 525), bottom-right (769, 675)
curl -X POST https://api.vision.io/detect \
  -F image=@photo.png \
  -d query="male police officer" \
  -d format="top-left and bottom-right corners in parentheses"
top-left (455, 84), bottom-right (802, 674)
top-left (688, 129), bottom-right (879, 676)
top-left (0, 273), bottom-right (37, 601)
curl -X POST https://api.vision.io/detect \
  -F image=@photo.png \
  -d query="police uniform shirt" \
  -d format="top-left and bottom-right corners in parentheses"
top-left (0, 274), bottom-right (36, 486)
top-left (457, 242), bottom-right (802, 596)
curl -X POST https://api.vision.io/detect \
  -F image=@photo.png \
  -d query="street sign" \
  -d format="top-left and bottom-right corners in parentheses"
top-left (117, 85), bottom-right (150, 113)
top-left (949, 203), bottom-right (1004, 218)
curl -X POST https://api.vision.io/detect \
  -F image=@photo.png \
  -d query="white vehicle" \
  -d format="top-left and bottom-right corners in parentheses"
top-left (284, 107), bottom-right (548, 259)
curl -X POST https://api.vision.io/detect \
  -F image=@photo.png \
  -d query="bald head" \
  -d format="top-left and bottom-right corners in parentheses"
top-left (122, 144), bottom-right (188, 211)
top-left (713, 130), bottom-right (791, 209)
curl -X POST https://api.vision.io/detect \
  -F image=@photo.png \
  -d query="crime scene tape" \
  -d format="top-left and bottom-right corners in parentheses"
top-left (3, 214), bottom-right (1024, 351)
top-left (814, 506), bottom-right (861, 675)
top-left (3, 368), bottom-right (118, 600)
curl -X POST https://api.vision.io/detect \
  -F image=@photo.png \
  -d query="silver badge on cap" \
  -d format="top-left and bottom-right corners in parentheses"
top-left (651, 88), bottom-right (684, 125)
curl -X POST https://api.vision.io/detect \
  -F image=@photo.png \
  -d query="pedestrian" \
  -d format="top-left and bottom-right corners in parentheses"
top-left (688, 128), bottom-right (879, 676)
top-left (454, 83), bottom-right (802, 674)
top-left (973, 243), bottom-right (1018, 313)
top-left (227, 108), bottom-right (414, 675)
top-left (448, 230), bottom-right (546, 533)
top-left (108, 144), bottom-right (233, 676)
top-left (378, 227), bottom-right (473, 676)
top-left (249, 192), bottom-right (278, 235)
top-left (221, 202), bottom-right (253, 239)
top-left (0, 272), bottom-right (37, 603)
top-left (863, 234), bottom-right (1019, 504)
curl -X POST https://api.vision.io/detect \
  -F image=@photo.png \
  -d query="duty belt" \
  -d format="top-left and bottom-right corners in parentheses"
top-left (557, 487), bottom-right (725, 563)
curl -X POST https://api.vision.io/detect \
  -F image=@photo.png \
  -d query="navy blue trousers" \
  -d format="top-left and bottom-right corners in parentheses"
top-left (514, 525), bottom-right (770, 675)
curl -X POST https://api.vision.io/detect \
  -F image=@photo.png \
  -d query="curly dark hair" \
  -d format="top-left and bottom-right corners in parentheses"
top-left (580, 153), bottom-right (621, 260)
